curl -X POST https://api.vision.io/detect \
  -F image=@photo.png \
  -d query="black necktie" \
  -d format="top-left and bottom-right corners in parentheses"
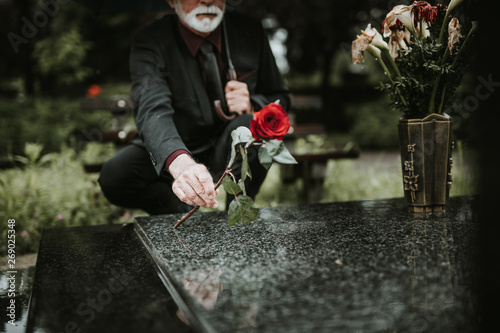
top-left (199, 40), bottom-right (234, 121)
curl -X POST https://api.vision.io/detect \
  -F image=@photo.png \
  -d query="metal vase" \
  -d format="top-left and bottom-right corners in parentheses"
top-left (398, 113), bottom-right (454, 213)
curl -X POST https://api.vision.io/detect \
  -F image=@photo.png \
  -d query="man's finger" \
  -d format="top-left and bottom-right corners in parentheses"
top-left (196, 173), bottom-right (219, 209)
top-left (181, 178), bottom-right (210, 207)
top-left (172, 183), bottom-right (197, 206)
top-left (225, 80), bottom-right (244, 92)
top-left (225, 88), bottom-right (249, 100)
top-left (197, 173), bottom-right (215, 199)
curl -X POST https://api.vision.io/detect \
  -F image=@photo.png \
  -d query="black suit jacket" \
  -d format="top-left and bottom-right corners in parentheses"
top-left (130, 11), bottom-right (290, 175)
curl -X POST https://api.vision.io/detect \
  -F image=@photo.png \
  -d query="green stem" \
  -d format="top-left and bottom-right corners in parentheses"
top-left (437, 82), bottom-right (449, 114)
top-left (451, 25), bottom-right (476, 68)
top-left (429, 50), bottom-right (449, 114)
top-left (438, 10), bottom-right (451, 45)
top-left (378, 56), bottom-right (408, 106)
top-left (430, 21), bottom-right (475, 114)
top-left (408, 26), bottom-right (419, 41)
top-left (429, 76), bottom-right (441, 114)
top-left (383, 49), bottom-right (402, 78)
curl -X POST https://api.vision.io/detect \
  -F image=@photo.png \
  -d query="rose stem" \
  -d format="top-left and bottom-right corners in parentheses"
top-left (173, 167), bottom-right (232, 229)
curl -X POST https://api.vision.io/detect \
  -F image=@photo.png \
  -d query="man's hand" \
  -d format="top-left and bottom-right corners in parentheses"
top-left (168, 154), bottom-right (218, 209)
top-left (225, 80), bottom-right (253, 115)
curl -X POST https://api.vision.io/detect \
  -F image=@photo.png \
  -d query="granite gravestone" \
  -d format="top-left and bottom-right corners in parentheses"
top-left (135, 196), bottom-right (480, 332)
top-left (14, 196), bottom-right (481, 332)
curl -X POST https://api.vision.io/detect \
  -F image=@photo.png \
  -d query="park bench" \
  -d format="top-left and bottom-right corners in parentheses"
top-left (79, 96), bottom-right (135, 144)
top-left (79, 96), bottom-right (137, 172)
top-left (282, 122), bottom-right (359, 204)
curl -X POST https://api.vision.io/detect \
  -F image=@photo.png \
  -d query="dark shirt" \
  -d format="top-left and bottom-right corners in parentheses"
top-left (177, 21), bottom-right (226, 83)
top-left (165, 21), bottom-right (226, 172)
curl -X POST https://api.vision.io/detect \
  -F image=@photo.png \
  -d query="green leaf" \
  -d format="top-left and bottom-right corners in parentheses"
top-left (238, 179), bottom-right (247, 196)
top-left (240, 145), bottom-right (251, 181)
top-left (222, 175), bottom-right (241, 195)
top-left (231, 127), bottom-right (253, 147)
top-left (228, 195), bottom-right (258, 227)
top-left (258, 146), bottom-right (273, 170)
top-left (264, 140), bottom-right (297, 165)
top-left (13, 155), bottom-right (29, 165)
top-left (228, 127), bottom-right (253, 167)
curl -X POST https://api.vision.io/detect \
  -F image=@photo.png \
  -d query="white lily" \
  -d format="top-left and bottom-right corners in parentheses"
top-left (362, 24), bottom-right (390, 51)
top-left (383, 4), bottom-right (416, 38)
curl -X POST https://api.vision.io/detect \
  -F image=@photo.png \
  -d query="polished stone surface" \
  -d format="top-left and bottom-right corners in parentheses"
top-left (0, 267), bottom-right (34, 332)
top-left (25, 224), bottom-right (194, 333)
top-left (136, 196), bottom-right (480, 333)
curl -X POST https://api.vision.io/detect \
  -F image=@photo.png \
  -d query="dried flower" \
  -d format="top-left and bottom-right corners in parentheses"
top-left (352, 25), bottom-right (390, 63)
top-left (448, 18), bottom-right (461, 54)
top-left (413, 1), bottom-right (439, 24)
top-left (352, 34), bottom-right (372, 64)
top-left (352, 0), bottom-right (476, 118)
top-left (382, 4), bottom-right (416, 38)
top-left (388, 29), bottom-right (408, 60)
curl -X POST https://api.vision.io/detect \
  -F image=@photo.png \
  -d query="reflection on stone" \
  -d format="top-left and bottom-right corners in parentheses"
top-left (182, 266), bottom-right (223, 310)
top-left (176, 266), bottom-right (223, 326)
top-left (406, 219), bottom-right (455, 312)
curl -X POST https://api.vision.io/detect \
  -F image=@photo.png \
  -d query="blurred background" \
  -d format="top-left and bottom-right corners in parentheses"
top-left (0, 0), bottom-right (480, 254)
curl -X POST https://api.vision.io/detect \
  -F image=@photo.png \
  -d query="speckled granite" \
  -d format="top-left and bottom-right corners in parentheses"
top-left (135, 196), bottom-right (481, 333)
top-left (26, 224), bottom-right (194, 333)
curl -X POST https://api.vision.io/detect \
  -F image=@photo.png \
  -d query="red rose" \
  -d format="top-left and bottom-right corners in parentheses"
top-left (86, 84), bottom-right (102, 98)
top-left (250, 103), bottom-right (290, 141)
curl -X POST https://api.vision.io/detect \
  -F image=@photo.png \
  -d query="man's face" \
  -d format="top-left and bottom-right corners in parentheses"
top-left (168, 0), bottom-right (226, 36)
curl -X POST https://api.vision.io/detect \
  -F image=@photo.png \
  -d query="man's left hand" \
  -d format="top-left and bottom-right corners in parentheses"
top-left (225, 80), bottom-right (253, 115)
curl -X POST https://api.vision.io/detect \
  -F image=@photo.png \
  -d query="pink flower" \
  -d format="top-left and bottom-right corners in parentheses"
top-left (57, 214), bottom-right (64, 221)
top-left (21, 230), bottom-right (29, 239)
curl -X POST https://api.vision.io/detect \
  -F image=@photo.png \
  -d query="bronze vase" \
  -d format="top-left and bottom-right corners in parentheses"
top-left (398, 113), bottom-right (454, 213)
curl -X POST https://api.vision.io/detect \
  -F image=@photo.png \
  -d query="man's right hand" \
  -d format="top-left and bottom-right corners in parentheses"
top-left (168, 154), bottom-right (219, 209)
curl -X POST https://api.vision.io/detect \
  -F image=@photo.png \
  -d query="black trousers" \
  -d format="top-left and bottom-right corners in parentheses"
top-left (98, 115), bottom-right (267, 215)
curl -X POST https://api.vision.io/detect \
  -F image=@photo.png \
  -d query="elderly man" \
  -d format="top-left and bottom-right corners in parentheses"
top-left (98, 0), bottom-right (290, 215)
